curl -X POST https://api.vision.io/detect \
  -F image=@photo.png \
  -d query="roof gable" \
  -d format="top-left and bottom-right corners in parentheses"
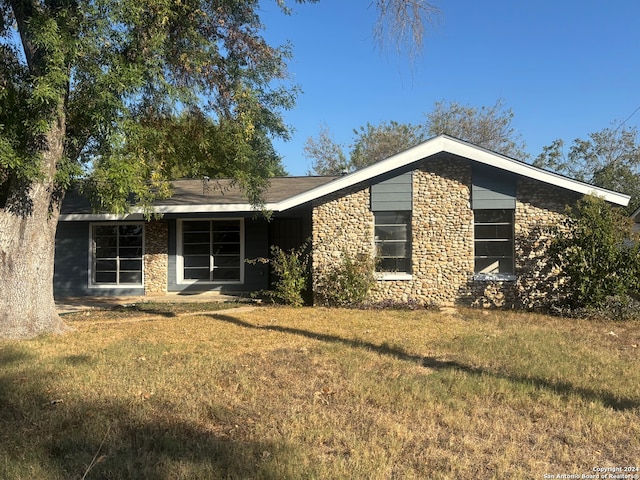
top-left (278, 135), bottom-right (630, 210)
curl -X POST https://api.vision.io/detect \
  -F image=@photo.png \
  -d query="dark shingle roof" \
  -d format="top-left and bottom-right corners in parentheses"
top-left (61, 176), bottom-right (340, 215)
top-left (164, 176), bottom-right (339, 205)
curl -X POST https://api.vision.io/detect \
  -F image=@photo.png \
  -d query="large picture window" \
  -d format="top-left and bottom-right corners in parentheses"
top-left (92, 224), bottom-right (143, 285)
top-left (181, 220), bottom-right (242, 282)
top-left (374, 212), bottom-right (411, 274)
top-left (474, 209), bottom-right (515, 277)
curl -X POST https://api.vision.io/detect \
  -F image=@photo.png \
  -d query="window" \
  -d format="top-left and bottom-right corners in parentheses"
top-left (181, 220), bottom-right (242, 282)
top-left (92, 224), bottom-right (143, 285)
top-left (374, 212), bottom-right (411, 274)
top-left (474, 209), bottom-right (515, 278)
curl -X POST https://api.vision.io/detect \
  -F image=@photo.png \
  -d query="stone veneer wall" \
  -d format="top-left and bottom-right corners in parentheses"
top-left (144, 221), bottom-right (168, 296)
top-left (370, 157), bottom-right (474, 305)
top-left (311, 187), bottom-right (374, 299)
top-left (463, 179), bottom-right (576, 308)
top-left (312, 158), bottom-right (578, 308)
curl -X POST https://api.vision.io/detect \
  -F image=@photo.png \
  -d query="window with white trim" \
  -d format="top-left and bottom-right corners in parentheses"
top-left (182, 220), bottom-right (242, 282)
top-left (374, 211), bottom-right (411, 274)
top-left (474, 209), bottom-right (515, 277)
top-left (92, 224), bottom-right (144, 285)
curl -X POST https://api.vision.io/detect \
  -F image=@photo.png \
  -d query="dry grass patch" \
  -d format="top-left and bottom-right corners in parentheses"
top-left (1, 306), bottom-right (639, 479)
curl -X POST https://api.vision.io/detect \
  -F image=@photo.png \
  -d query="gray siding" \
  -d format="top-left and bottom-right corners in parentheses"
top-left (472, 164), bottom-right (516, 209)
top-left (54, 222), bottom-right (144, 297)
top-left (371, 171), bottom-right (413, 211)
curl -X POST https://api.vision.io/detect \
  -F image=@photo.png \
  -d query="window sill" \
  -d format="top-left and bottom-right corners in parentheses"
top-left (473, 273), bottom-right (516, 282)
top-left (376, 273), bottom-right (413, 281)
top-left (178, 280), bottom-right (243, 285)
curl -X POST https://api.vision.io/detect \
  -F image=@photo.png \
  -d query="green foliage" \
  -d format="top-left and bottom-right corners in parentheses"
top-left (268, 243), bottom-right (310, 306)
top-left (247, 243), bottom-right (310, 306)
top-left (305, 121), bottom-right (424, 175)
top-left (305, 99), bottom-right (526, 176)
top-left (303, 123), bottom-right (349, 175)
top-left (1, 0), bottom-right (300, 212)
top-left (425, 98), bottom-right (529, 160)
top-left (350, 121), bottom-right (425, 169)
top-left (316, 253), bottom-right (377, 307)
top-left (534, 126), bottom-right (640, 214)
top-left (548, 196), bottom-right (640, 310)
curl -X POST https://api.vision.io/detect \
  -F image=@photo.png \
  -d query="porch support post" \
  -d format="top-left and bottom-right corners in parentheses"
top-left (144, 221), bottom-right (168, 296)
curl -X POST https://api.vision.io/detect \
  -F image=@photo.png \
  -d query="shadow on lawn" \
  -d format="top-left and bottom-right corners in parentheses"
top-left (210, 313), bottom-right (640, 412)
top-left (0, 344), bottom-right (297, 480)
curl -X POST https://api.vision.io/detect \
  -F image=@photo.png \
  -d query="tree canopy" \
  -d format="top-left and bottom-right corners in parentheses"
top-left (305, 99), bottom-right (526, 175)
top-left (305, 121), bottom-right (424, 175)
top-left (534, 126), bottom-right (640, 214)
top-left (425, 98), bottom-right (529, 159)
top-left (1, 0), bottom-right (303, 214)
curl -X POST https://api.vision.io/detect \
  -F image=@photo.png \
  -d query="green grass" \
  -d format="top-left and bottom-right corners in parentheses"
top-left (1, 306), bottom-right (639, 479)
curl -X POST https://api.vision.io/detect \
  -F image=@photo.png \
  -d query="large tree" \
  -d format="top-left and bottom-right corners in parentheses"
top-left (0, 0), bottom-right (438, 338)
top-left (425, 98), bottom-right (529, 159)
top-left (534, 126), bottom-right (640, 214)
top-left (305, 120), bottom-right (424, 175)
top-left (304, 123), bottom-right (348, 175)
top-left (350, 121), bottom-right (425, 170)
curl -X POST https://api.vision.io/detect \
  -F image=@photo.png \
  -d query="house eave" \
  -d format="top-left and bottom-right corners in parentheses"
top-left (58, 203), bottom-right (281, 221)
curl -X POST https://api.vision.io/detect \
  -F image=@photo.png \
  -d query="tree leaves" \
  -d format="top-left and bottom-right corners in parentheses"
top-left (2, 0), bottom-right (298, 210)
top-left (425, 98), bottom-right (529, 160)
top-left (534, 126), bottom-right (640, 213)
top-left (548, 196), bottom-right (640, 309)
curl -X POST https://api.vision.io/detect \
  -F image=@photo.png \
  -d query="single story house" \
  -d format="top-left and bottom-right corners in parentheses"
top-left (54, 135), bottom-right (630, 307)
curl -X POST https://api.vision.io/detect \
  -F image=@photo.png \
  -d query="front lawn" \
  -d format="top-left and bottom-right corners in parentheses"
top-left (1, 306), bottom-right (638, 479)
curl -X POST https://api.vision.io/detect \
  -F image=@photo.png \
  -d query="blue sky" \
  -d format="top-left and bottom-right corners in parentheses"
top-left (258, 0), bottom-right (640, 176)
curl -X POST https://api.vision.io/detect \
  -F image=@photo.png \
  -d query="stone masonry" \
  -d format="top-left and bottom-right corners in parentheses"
top-left (144, 221), bottom-right (168, 296)
top-left (311, 157), bottom-right (576, 308)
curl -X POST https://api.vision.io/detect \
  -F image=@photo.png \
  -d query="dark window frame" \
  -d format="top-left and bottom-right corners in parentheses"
top-left (374, 211), bottom-right (412, 276)
top-left (91, 223), bottom-right (144, 286)
top-left (179, 219), bottom-right (244, 284)
top-left (473, 209), bottom-right (515, 280)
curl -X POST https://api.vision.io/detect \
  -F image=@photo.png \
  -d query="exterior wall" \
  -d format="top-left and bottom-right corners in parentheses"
top-left (311, 187), bottom-right (374, 298)
top-left (144, 221), bottom-right (168, 295)
top-left (311, 159), bottom-right (576, 308)
top-left (371, 158), bottom-right (474, 304)
top-left (53, 222), bottom-right (145, 298)
top-left (462, 178), bottom-right (576, 308)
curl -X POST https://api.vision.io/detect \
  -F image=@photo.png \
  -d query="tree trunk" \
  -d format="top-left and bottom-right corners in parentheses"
top-left (0, 117), bottom-right (69, 339)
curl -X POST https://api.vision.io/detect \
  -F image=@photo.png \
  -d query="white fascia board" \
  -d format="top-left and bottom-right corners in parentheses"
top-left (58, 213), bottom-right (146, 221)
top-left (277, 135), bottom-right (630, 210)
top-left (276, 137), bottom-right (448, 211)
top-left (154, 203), bottom-right (279, 214)
top-left (58, 203), bottom-right (280, 221)
top-left (443, 137), bottom-right (631, 206)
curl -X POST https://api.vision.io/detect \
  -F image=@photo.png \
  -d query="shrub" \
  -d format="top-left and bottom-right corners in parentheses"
top-left (247, 243), bottom-right (310, 306)
top-left (315, 253), bottom-right (377, 307)
top-left (548, 195), bottom-right (640, 312)
top-left (549, 295), bottom-right (640, 321)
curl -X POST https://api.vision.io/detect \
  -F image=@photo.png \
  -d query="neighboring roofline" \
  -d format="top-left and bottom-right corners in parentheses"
top-left (59, 135), bottom-right (630, 221)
